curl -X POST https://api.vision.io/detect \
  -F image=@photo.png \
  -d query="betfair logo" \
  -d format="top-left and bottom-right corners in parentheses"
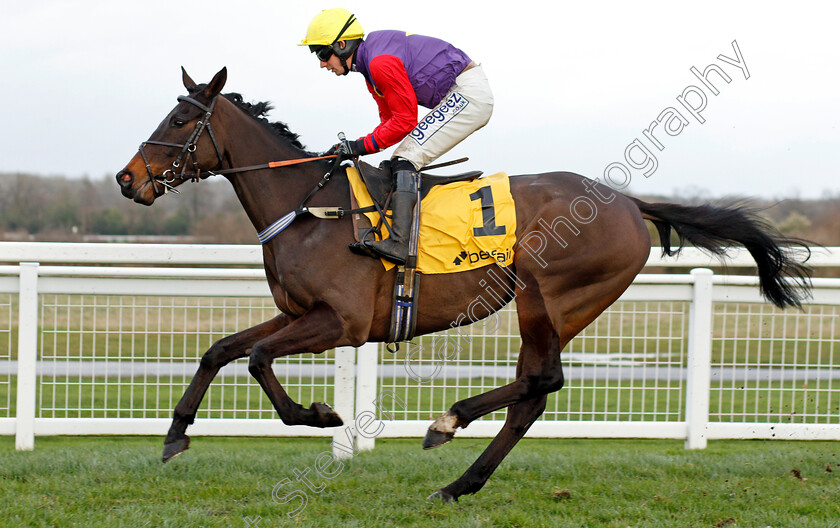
top-left (453, 248), bottom-right (511, 266)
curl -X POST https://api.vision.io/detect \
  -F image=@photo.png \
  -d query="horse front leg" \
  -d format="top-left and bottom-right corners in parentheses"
top-left (163, 313), bottom-right (291, 462)
top-left (247, 302), bottom-right (346, 427)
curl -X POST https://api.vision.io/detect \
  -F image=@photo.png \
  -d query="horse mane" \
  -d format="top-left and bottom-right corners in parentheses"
top-left (219, 92), bottom-right (313, 154)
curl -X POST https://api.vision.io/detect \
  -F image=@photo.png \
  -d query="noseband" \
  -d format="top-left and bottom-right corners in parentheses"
top-left (137, 95), bottom-right (223, 194)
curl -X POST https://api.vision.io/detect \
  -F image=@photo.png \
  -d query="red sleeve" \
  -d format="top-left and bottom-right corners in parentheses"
top-left (358, 54), bottom-right (418, 152)
top-left (366, 82), bottom-right (392, 127)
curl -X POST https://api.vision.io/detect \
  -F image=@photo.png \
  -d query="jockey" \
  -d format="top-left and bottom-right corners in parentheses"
top-left (300, 8), bottom-right (494, 265)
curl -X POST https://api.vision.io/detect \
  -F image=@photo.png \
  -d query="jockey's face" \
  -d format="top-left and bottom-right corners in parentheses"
top-left (319, 41), bottom-right (352, 76)
top-left (320, 53), bottom-right (347, 76)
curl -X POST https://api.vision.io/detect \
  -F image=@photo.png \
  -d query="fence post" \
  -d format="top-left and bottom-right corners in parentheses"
top-left (332, 346), bottom-right (356, 460)
top-left (685, 268), bottom-right (713, 449)
top-left (15, 262), bottom-right (39, 451)
top-left (354, 342), bottom-right (379, 451)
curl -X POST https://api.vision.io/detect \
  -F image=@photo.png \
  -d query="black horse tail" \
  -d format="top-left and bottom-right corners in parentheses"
top-left (630, 197), bottom-right (813, 309)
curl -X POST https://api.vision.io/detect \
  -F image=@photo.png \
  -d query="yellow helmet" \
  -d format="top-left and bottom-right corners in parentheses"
top-left (300, 8), bottom-right (364, 46)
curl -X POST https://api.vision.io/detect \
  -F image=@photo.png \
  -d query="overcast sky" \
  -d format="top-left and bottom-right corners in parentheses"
top-left (1, 1), bottom-right (837, 200)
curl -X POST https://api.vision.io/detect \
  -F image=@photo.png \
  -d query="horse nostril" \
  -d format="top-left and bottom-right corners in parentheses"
top-left (116, 170), bottom-right (133, 187)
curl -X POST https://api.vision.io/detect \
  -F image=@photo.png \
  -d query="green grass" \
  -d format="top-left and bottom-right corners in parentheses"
top-left (1, 437), bottom-right (839, 527)
top-left (1, 296), bottom-right (837, 366)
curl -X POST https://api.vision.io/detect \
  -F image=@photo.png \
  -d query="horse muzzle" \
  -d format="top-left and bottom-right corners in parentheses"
top-left (116, 169), bottom-right (156, 205)
top-left (116, 169), bottom-right (134, 195)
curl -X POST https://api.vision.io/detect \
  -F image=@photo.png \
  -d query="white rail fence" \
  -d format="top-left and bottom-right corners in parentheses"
top-left (1, 243), bottom-right (838, 455)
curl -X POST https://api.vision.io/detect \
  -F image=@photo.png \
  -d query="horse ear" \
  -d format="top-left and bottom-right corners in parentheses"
top-left (182, 67), bottom-right (197, 90)
top-left (204, 67), bottom-right (228, 98)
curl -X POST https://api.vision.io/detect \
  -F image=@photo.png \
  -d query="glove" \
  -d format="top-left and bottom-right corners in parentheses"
top-left (326, 139), bottom-right (369, 159)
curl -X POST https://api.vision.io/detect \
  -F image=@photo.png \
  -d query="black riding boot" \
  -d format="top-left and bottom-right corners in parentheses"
top-left (366, 168), bottom-right (419, 265)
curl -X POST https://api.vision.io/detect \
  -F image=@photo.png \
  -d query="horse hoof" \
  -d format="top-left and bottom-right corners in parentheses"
top-left (422, 428), bottom-right (454, 450)
top-left (310, 402), bottom-right (344, 428)
top-left (427, 489), bottom-right (457, 503)
top-left (162, 435), bottom-right (190, 463)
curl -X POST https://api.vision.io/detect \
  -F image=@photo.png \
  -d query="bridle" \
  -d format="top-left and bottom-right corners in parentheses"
top-left (137, 95), bottom-right (224, 194)
top-left (136, 94), bottom-right (341, 196)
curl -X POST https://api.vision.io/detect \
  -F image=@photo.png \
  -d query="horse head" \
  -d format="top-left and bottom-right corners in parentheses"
top-left (116, 67), bottom-right (228, 205)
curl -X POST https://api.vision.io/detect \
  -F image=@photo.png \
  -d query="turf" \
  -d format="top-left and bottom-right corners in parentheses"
top-left (1, 436), bottom-right (838, 527)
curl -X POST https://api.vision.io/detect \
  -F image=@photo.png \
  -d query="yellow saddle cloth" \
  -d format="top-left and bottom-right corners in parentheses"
top-left (346, 167), bottom-right (517, 274)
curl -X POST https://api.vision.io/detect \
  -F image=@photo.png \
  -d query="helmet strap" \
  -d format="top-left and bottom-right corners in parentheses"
top-left (331, 14), bottom-right (357, 46)
top-left (331, 12), bottom-right (357, 76)
top-left (332, 39), bottom-right (360, 76)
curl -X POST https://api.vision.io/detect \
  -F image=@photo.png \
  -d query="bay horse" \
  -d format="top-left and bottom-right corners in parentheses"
top-left (116, 67), bottom-right (811, 502)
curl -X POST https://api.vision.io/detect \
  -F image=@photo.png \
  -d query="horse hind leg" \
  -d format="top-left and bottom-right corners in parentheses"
top-left (425, 198), bottom-right (650, 497)
top-left (426, 264), bottom-right (640, 500)
top-left (425, 283), bottom-right (564, 500)
top-left (430, 394), bottom-right (548, 502)
top-left (424, 279), bottom-right (563, 449)
top-left (423, 334), bottom-right (563, 448)
top-left (163, 313), bottom-right (292, 462)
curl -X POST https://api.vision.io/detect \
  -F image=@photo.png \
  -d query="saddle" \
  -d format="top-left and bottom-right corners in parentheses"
top-left (360, 160), bottom-right (483, 210)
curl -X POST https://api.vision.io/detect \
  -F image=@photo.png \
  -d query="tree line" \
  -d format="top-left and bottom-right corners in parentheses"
top-left (0, 172), bottom-right (255, 243)
top-left (1, 172), bottom-right (838, 246)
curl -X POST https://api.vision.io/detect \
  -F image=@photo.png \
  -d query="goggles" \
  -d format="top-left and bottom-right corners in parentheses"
top-left (313, 45), bottom-right (334, 62)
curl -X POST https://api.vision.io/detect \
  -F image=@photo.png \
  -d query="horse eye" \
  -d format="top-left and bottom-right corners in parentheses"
top-left (172, 118), bottom-right (186, 127)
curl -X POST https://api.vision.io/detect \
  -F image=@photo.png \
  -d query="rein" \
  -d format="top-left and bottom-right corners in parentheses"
top-left (207, 154), bottom-right (339, 176)
top-left (256, 153), bottom-right (356, 244)
top-left (138, 93), bottom-right (464, 244)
